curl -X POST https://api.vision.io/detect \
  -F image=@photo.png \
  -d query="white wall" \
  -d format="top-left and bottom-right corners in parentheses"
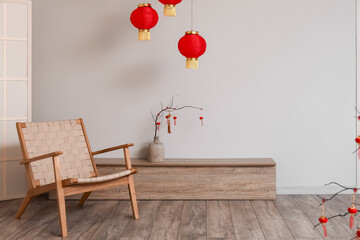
top-left (32, 0), bottom-right (356, 193)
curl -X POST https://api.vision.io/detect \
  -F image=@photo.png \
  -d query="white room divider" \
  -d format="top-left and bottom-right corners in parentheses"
top-left (0, 0), bottom-right (31, 200)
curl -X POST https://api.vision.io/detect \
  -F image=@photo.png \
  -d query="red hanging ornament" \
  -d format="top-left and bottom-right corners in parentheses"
top-left (178, 31), bottom-right (206, 69)
top-left (166, 113), bottom-right (171, 133)
top-left (173, 116), bottom-right (177, 126)
top-left (156, 122), bottom-right (161, 131)
top-left (356, 137), bottom-right (360, 144)
top-left (199, 116), bottom-right (204, 126)
top-left (318, 199), bottom-right (328, 237)
top-left (159, 0), bottom-right (182, 16)
top-left (319, 216), bottom-right (328, 237)
top-left (348, 188), bottom-right (358, 229)
top-left (130, 4), bottom-right (159, 41)
top-left (357, 229), bottom-right (360, 239)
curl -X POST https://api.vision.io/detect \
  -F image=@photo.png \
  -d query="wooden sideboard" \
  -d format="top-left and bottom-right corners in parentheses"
top-left (50, 158), bottom-right (276, 200)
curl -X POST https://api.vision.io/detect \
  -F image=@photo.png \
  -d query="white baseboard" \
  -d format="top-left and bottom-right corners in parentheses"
top-left (277, 186), bottom-right (356, 195)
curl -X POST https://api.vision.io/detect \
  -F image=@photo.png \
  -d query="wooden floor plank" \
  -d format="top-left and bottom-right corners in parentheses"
top-left (0, 198), bottom-right (23, 224)
top-left (177, 201), bottom-right (207, 240)
top-left (251, 200), bottom-right (294, 240)
top-left (120, 200), bottom-right (162, 240)
top-left (274, 195), bottom-right (324, 239)
top-left (90, 201), bottom-right (135, 240)
top-left (0, 196), bottom-right (52, 239)
top-left (229, 201), bottom-right (265, 240)
top-left (34, 200), bottom-right (97, 239)
top-left (292, 195), bottom-right (352, 240)
top-left (66, 200), bottom-right (118, 239)
top-left (147, 201), bottom-right (183, 240)
top-left (206, 201), bottom-right (235, 239)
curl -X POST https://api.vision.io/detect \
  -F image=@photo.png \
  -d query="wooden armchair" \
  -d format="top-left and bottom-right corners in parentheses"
top-left (15, 118), bottom-right (139, 237)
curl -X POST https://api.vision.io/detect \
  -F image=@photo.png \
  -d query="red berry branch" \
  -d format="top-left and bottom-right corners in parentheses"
top-left (150, 96), bottom-right (203, 137)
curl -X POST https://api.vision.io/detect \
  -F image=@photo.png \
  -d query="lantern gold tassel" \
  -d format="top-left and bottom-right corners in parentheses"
top-left (186, 58), bottom-right (198, 69)
top-left (138, 29), bottom-right (150, 41)
top-left (164, 4), bottom-right (176, 16)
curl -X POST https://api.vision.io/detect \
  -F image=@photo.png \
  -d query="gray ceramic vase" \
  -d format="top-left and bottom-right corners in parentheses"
top-left (148, 136), bottom-right (164, 162)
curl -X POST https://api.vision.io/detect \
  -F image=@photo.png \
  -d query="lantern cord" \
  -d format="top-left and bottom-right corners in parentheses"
top-left (191, 0), bottom-right (194, 30)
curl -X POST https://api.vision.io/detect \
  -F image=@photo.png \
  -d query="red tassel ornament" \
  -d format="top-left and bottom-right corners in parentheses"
top-left (318, 199), bottom-right (328, 237)
top-left (319, 216), bottom-right (328, 237)
top-left (178, 31), bottom-right (206, 69)
top-left (199, 116), bottom-right (204, 126)
top-left (159, 0), bottom-right (182, 16)
top-left (173, 116), bottom-right (177, 126)
top-left (349, 207), bottom-right (357, 228)
top-left (156, 122), bottom-right (161, 131)
top-left (130, 4), bottom-right (159, 40)
top-left (348, 188), bottom-right (358, 229)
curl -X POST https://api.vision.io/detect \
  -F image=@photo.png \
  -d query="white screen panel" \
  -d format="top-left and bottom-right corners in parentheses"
top-left (0, 81), bottom-right (3, 118)
top-left (6, 3), bottom-right (27, 39)
top-left (6, 81), bottom-right (27, 118)
top-left (5, 120), bottom-right (22, 160)
top-left (0, 3), bottom-right (4, 38)
top-left (6, 41), bottom-right (27, 78)
top-left (5, 160), bottom-right (27, 197)
top-left (0, 40), bottom-right (4, 79)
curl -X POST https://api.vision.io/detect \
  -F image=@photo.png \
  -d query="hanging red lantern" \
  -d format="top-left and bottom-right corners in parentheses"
top-left (178, 31), bottom-right (206, 69)
top-left (159, 0), bottom-right (182, 16)
top-left (130, 4), bottom-right (159, 41)
top-left (318, 199), bottom-right (328, 237)
top-left (173, 116), bottom-right (177, 126)
top-left (348, 188), bottom-right (358, 229)
top-left (156, 122), bottom-right (161, 131)
top-left (319, 216), bottom-right (328, 237)
top-left (199, 116), bottom-right (204, 126)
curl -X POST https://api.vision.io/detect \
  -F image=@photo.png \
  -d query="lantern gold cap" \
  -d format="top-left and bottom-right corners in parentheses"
top-left (186, 58), bottom-right (198, 69)
top-left (138, 29), bottom-right (150, 41)
top-left (138, 3), bottom-right (151, 7)
top-left (185, 31), bottom-right (199, 35)
top-left (164, 4), bottom-right (176, 16)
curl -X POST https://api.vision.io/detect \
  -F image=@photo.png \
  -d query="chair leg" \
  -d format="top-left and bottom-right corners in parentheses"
top-left (15, 192), bottom-right (32, 219)
top-left (78, 191), bottom-right (92, 206)
top-left (128, 175), bottom-right (139, 219)
top-left (56, 187), bottom-right (68, 237)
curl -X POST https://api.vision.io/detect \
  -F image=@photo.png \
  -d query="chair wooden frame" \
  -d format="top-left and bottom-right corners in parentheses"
top-left (15, 118), bottom-right (139, 237)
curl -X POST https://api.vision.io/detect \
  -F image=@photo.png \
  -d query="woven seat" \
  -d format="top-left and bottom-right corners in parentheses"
top-left (15, 118), bottom-right (139, 238)
top-left (75, 169), bottom-right (133, 184)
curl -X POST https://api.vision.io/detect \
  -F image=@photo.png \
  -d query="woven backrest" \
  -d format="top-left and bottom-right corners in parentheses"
top-left (20, 119), bottom-right (95, 186)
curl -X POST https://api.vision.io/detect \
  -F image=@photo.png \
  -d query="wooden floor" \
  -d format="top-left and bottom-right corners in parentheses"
top-left (0, 194), bottom-right (356, 240)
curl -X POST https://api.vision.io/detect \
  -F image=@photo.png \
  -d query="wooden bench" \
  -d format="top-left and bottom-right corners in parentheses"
top-left (50, 158), bottom-right (276, 200)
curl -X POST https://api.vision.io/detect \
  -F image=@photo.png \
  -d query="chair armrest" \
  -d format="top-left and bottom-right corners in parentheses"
top-left (92, 143), bottom-right (134, 156)
top-left (20, 151), bottom-right (63, 165)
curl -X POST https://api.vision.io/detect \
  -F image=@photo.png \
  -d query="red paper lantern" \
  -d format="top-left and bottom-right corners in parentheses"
top-left (178, 31), bottom-right (207, 69)
top-left (130, 4), bottom-right (159, 41)
top-left (159, 0), bottom-right (182, 16)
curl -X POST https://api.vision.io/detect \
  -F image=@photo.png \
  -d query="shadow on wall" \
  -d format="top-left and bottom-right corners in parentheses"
top-left (115, 63), bottom-right (163, 91)
top-left (73, 13), bottom-right (132, 59)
